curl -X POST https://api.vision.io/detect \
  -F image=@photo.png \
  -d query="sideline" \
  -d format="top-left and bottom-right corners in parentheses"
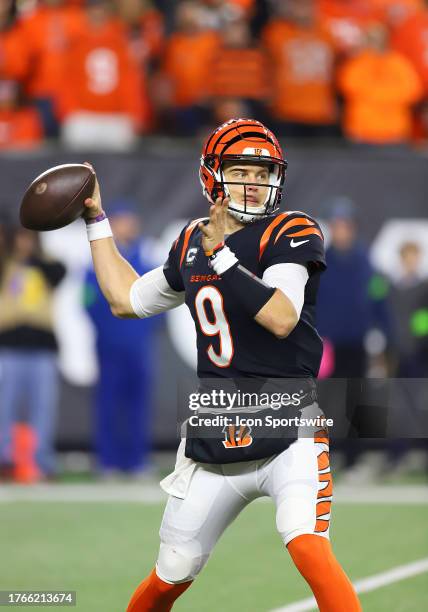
top-left (1, 484), bottom-right (427, 504)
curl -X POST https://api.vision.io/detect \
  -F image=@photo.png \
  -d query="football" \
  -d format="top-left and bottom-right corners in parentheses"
top-left (20, 163), bottom-right (96, 231)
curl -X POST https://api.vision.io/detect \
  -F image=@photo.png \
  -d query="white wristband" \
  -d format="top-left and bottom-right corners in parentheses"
top-left (210, 246), bottom-right (238, 275)
top-left (86, 218), bottom-right (113, 242)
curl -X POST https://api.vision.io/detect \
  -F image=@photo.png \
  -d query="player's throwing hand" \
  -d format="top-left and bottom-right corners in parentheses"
top-left (199, 196), bottom-right (230, 255)
top-left (82, 162), bottom-right (104, 221)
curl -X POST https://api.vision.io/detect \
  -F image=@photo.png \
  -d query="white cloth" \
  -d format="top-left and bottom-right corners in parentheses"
top-left (263, 262), bottom-right (309, 318)
top-left (130, 266), bottom-right (184, 318)
top-left (159, 439), bottom-right (197, 499)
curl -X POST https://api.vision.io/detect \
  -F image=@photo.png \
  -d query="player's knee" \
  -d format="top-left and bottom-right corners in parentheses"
top-left (156, 543), bottom-right (205, 584)
top-left (276, 498), bottom-right (317, 543)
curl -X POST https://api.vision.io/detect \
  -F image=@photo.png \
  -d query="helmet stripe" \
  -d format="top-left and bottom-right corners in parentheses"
top-left (208, 122), bottom-right (265, 156)
top-left (217, 131), bottom-right (278, 158)
top-left (205, 121), bottom-right (252, 155)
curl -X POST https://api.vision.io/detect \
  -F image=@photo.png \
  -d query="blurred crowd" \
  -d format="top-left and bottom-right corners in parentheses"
top-left (1, 0), bottom-right (428, 149)
top-left (0, 207), bottom-right (158, 482)
top-left (317, 198), bottom-right (428, 484)
top-left (0, 223), bottom-right (65, 481)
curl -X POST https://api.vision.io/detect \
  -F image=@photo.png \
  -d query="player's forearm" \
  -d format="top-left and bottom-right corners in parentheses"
top-left (82, 176), bottom-right (138, 317)
top-left (204, 246), bottom-right (285, 337)
top-left (255, 290), bottom-right (298, 339)
top-left (90, 237), bottom-right (139, 317)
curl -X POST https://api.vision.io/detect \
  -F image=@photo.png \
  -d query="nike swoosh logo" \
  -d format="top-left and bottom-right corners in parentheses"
top-left (290, 239), bottom-right (310, 248)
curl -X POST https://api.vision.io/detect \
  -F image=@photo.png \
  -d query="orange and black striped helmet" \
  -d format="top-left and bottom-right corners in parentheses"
top-left (199, 118), bottom-right (287, 223)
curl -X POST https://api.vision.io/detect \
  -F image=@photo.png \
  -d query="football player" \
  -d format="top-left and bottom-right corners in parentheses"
top-left (83, 119), bottom-right (361, 611)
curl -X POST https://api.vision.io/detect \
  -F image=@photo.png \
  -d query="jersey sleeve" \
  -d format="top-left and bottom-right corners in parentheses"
top-left (163, 218), bottom-right (207, 291)
top-left (130, 266), bottom-right (185, 318)
top-left (259, 212), bottom-right (326, 274)
top-left (162, 225), bottom-right (187, 292)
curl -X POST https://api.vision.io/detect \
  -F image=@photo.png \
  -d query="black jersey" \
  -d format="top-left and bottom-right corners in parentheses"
top-left (163, 211), bottom-right (327, 463)
top-left (164, 211), bottom-right (326, 378)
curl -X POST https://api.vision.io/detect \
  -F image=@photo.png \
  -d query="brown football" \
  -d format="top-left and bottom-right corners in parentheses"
top-left (20, 163), bottom-right (96, 231)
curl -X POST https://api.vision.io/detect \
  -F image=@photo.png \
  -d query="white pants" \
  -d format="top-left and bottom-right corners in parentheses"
top-left (156, 435), bottom-right (332, 584)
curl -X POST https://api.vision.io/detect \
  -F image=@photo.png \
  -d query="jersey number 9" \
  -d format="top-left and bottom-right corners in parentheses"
top-left (195, 286), bottom-right (234, 368)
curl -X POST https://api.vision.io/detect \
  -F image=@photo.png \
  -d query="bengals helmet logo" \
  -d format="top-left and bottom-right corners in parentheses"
top-left (222, 424), bottom-right (253, 448)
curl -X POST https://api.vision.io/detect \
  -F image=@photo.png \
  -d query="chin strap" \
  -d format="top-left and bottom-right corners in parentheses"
top-left (228, 202), bottom-right (265, 223)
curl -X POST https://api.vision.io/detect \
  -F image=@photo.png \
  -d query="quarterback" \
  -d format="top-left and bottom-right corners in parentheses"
top-left (83, 119), bottom-right (361, 611)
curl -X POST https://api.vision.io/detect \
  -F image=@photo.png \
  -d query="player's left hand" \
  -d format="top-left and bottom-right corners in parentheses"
top-left (199, 197), bottom-right (230, 255)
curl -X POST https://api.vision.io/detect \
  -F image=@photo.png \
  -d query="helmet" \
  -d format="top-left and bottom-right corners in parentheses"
top-left (199, 118), bottom-right (287, 224)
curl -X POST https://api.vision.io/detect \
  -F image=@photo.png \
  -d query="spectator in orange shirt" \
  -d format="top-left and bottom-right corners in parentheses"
top-left (262, 0), bottom-right (340, 138)
top-left (338, 23), bottom-right (423, 144)
top-left (58, 0), bottom-right (150, 150)
top-left (373, 0), bottom-right (423, 28)
top-left (317, 0), bottom-right (377, 52)
top-left (0, 79), bottom-right (43, 150)
top-left (156, 1), bottom-right (219, 134)
top-left (226, 0), bottom-right (255, 14)
top-left (103, 0), bottom-right (164, 132)
top-left (319, 1), bottom-right (423, 50)
top-left (117, 0), bottom-right (165, 68)
top-left (318, 1), bottom-right (422, 22)
top-left (198, 0), bottom-right (256, 28)
top-left (319, 1), bottom-right (423, 22)
top-left (9, 0), bottom-right (84, 137)
top-left (209, 19), bottom-right (269, 121)
top-left (0, 0), bottom-right (28, 83)
top-left (0, 4), bottom-right (43, 150)
top-left (391, 1), bottom-right (428, 93)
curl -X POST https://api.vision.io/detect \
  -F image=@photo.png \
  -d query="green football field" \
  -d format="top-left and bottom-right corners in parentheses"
top-left (1, 499), bottom-right (427, 612)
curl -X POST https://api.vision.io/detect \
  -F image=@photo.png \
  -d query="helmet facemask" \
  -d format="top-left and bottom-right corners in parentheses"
top-left (201, 154), bottom-right (287, 224)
